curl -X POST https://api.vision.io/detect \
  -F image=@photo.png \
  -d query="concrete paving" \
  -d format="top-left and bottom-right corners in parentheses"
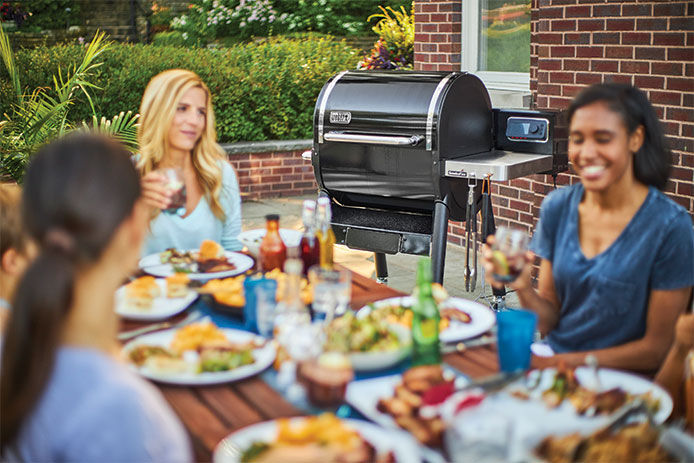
top-left (241, 194), bottom-right (521, 310)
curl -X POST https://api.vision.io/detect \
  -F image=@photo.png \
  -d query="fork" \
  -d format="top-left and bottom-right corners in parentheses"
top-left (117, 310), bottom-right (203, 342)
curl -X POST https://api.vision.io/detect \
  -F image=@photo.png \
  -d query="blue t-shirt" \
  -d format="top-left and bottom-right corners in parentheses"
top-left (530, 184), bottom-right (694, 354)
top-left (8, 347), bottom-right (192, 462)
top-left (142, 161), bottom-right (242, 256)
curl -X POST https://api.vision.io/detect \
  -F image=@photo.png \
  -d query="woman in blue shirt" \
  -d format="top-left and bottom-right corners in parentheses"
top-left (484, 83), bottom-right (694, 372)
top-left (1, 135), bottom-right (191, 461)
top-left (138, 69), bottom-right (242, 255)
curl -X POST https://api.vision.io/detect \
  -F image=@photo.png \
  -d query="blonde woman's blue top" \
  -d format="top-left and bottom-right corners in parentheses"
top-left (142, 161), bottom-right (242, 256)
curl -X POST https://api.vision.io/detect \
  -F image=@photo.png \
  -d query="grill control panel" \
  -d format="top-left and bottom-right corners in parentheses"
top-left (506, 117), bottom-right (548, 142)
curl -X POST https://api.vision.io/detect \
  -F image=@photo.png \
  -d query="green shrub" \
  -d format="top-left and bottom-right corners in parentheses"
top-left (0, 35), bottom-right (360, 143)
top-left (151, 31), bottom-right (187, 47)
top-left (171, 0), bottom-right (413, 45)
top-left (22, 0), bottom-right (81, 30)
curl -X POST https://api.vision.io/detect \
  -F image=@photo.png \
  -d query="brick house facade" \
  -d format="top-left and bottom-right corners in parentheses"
top-left (415, 0), bottom-right (693, 246)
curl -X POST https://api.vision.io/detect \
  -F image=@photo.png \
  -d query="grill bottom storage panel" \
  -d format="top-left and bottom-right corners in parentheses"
top-left (331, 204), bottom-right (431, 255)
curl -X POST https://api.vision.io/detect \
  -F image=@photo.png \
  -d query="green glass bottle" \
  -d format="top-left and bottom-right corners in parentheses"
top-left (411, 257), bottom-right (441, 366)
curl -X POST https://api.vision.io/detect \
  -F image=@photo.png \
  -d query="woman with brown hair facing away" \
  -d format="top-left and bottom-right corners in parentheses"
top-left (0, 134), bottom-right (191, 461)
top-left (137, 69), bottom-right (242, 255)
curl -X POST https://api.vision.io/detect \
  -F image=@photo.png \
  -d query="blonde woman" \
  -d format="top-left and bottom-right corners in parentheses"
top-left (138, 69), bottom-right (242, 255)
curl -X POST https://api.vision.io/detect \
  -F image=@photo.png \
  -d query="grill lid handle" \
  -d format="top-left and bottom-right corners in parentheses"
top-left (323, 132), bottom-right (423, 146)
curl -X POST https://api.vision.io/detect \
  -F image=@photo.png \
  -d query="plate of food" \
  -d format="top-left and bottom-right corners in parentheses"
top-left (213, 413), bottom-right (421, 463)
top-left (346, 364), bottom-right (461, 463)
top-left (238, 228), bottom-right (302, 257)
top-left (199, 268), bottom-right (313, 312)
top-left (358, 292), bottom-right (495, 343)
top-left (139, 240), bottom-right (254, 280)
top-left (115, 275), bottom-right (198, 321)
top-left (123, 321), bottom-right (275, 385)
top-left (505, 365), bottom-right (672, 424)
top-left (324, 311), bottom-right (411, 371)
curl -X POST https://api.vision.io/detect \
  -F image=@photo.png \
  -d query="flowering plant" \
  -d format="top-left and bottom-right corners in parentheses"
top-left (1, 2), bottom-right (28, 27)
top-left (172, 0), bottom-right (285, 44)
top-left (358, 5), bottom-right (413, 70)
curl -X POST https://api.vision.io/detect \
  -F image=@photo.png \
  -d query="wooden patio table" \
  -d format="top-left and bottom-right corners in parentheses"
top-left (119, 268), bottom-right (503, 462)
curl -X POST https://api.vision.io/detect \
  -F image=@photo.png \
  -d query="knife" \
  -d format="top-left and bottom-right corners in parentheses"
top-left (440, 335), bottom-right (496, 354)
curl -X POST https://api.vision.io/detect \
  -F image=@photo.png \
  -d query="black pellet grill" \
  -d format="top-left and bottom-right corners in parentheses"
top-left (307, 71), bottom-right (567, 283)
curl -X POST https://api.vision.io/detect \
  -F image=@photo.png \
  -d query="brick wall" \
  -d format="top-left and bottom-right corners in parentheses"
top-left (414, 1), bottom-right (462, 71)
top-left (415, 0), bottom-right (694, 246)
top-left (228, 151), bottom-right (317, 200)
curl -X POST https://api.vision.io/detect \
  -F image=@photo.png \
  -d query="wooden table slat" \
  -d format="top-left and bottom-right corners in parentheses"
top-left (159, 387), bottom-right (231, 455)
top-left (233, 377), bottom-right (303, 420)
top-left (197, 385), bottom-right (264, 430)
top-left (444, 350), bottom-right (496, 379)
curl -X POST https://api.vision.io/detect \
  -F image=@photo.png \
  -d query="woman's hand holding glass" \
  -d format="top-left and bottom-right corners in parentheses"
top-left (140, 168), bottom-right (187, 215)
top-left (482, 227), bottom-right (534, 291)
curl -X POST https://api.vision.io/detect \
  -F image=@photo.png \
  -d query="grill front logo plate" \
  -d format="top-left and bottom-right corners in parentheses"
top-left (329, 111), bottom-right (351, 124)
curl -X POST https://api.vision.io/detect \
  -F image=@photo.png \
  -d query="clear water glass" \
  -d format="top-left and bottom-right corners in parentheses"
top-left (308, 266), bottom-right (351, 323)
top-left (159, 167), bottom-right (187, 216)
top-left (255, 285), bottom-right (277, 338)
top-left (491, 226), bottom-right (529, 283)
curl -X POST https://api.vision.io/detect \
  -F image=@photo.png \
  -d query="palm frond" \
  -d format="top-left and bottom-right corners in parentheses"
top-left (0, 24), bottom-right (22, 104)
top-left (82, 111), bottom-right (140, 152)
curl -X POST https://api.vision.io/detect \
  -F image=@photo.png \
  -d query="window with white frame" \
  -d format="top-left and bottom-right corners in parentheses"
top-left (461, 0), bottom-right (531, 92)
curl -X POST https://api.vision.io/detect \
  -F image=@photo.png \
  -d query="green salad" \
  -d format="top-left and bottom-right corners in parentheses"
top-left (325, 312), bottom-right (401, 353)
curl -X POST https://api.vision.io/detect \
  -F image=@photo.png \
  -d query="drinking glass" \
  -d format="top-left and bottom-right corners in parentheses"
top-left (308, 266), bottom-right (351, 323)
top-left (496, 309), bottom-right (537, 372)
top-left (491, 227), bottom-right (529, 283)
top-left (243, 277), bottom-right (277, 334)
top-left (255, 284), bottom-right (278, 338)
top-left (159, 167), bottom-right (187, 216)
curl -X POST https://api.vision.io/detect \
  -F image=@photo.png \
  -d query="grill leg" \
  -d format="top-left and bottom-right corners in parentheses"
top-left (431, 197), bottom-right (450, 284)
top-left (374, 252), bottom-right (388, 284)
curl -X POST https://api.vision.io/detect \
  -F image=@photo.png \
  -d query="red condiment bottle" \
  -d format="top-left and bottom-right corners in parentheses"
top-left (299, 200), bottom-right (319, 276)
top-left (259, 214), bottom-right (286, 272)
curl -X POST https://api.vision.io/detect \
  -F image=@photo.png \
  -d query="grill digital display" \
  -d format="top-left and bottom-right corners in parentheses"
top-left (505, 117), bottom-right (549, 142)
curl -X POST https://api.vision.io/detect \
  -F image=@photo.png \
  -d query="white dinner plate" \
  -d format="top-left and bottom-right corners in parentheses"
top-left (122, 328), bottom-right (275, 386)
top-left (115, 278), bottom-right (198, 321)
top-left (238, 228), bottom-right (302, 256)
top-left (138, 250), bottom-right (254, 280)
top-left (213, 417), bottom-right (421, 463)
top-left (358, 296), bottom-right (496, 343)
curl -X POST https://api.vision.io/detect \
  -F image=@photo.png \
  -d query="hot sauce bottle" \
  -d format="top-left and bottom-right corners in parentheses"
top-left (299, 200), bottom-right (319, 276)
top-left (259, 214), bottom-right (286, 272)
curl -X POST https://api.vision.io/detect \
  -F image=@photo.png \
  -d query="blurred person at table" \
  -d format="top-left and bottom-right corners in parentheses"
top-left (0, 184), bottom-right (37, 333)
top-left (655, 311), bottom-right (694, 428)
top-left (483, 83), bottom-right (694, 372)
top-left (137, 69), bottom-right (242, 255)
top-left (0, 135), bottom-right (191, 462)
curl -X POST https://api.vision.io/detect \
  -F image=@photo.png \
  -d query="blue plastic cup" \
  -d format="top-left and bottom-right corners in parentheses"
top-left (243, 277), bottom-right (277, 333)
top-left (496, 309), bottom-right (537, 373)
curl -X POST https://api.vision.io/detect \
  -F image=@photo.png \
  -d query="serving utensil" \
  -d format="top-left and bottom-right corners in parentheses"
top-left (117, 309), bottom-right (203, 342)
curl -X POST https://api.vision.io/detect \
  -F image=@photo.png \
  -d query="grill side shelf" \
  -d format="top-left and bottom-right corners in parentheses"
top-left (444, 151), bottom-right (554, 182)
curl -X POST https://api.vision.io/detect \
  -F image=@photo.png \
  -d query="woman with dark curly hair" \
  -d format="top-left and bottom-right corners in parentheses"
top-left (484, 83), bottom-right (694, 372)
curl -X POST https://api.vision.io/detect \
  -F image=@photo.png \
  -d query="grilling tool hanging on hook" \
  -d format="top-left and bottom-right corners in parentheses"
top-left (464, 176), bottom-right (477, 292)
top-left (480, 174), bottom-right (507, 305)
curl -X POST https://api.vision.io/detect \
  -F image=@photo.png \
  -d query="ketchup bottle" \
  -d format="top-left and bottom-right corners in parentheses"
top-left (299, 200), bottom-right (319, 276)
top-left (259, 214), bottom-right (286, 272)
